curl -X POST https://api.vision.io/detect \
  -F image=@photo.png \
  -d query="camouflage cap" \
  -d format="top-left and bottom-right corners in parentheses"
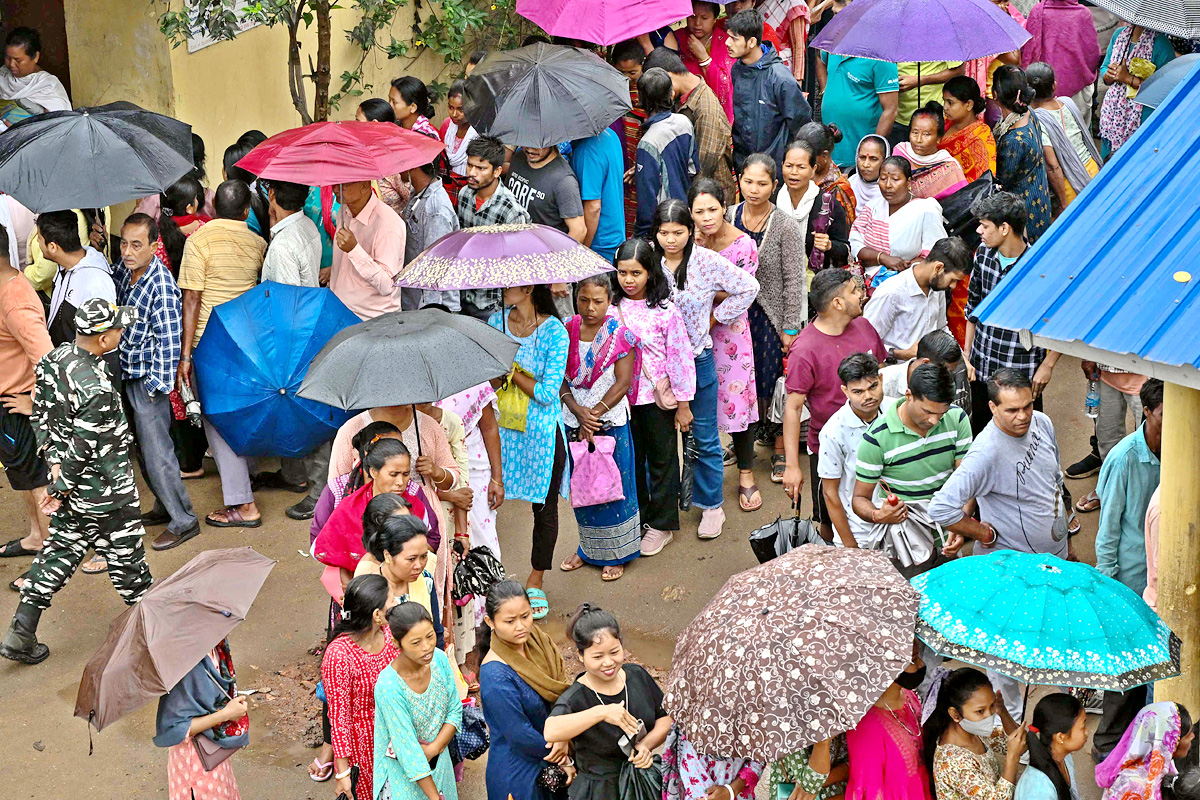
top-left (75, 298), bottom-right (138, 335)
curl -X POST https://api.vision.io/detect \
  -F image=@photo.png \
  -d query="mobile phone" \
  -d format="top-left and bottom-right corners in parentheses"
top-left (617, 719), bottom-right (647, 757)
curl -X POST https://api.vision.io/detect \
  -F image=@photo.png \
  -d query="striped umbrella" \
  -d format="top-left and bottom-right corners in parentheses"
top-left (1085, 0), bottom-right (1200, 39)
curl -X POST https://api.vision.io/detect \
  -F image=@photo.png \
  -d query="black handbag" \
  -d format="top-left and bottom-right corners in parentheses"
top-left (748, 501), bottom-right (831, 564)
top-left (452, 545), bottom-right (506, 602)
top-left (451, 700), bottom-right (490, 761)
top-left (537, 762), bottom-right (571, 792)
top-left (939, 170), bottom-right (997, 250)
top-left (617, 755), bottom-right (664, 800)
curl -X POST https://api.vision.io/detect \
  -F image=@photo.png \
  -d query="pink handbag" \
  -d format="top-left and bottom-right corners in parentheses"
top-left (569, 436), bottom-right (624, 508)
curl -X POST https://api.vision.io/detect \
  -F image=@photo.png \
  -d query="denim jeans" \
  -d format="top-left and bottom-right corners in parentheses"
top-left (691, 349), bottom-right (724, 511)
top-left (124, 378), bottom-right (197, 533)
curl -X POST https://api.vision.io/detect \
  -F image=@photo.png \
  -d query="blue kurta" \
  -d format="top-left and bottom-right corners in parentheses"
top-left (488, 309), bottom-right (570, 503)
top-left (480, 660), bottom-right (559, 800)
top-left (373, 649), bottom-right (462, 800)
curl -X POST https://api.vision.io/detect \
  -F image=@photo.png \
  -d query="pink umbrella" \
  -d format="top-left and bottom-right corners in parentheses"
top-left (516, 0), bottom-right (692, 46)
top-left (235, 120), bottom-right (446, 185)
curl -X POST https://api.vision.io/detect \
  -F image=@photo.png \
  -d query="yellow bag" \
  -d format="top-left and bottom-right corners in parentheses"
top-left (496, 365), bottom-right (533, 432)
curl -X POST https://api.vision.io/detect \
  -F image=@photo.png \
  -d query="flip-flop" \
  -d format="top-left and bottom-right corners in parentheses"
top-left (205, 508), bottom-right (263, 528)
top-left (308, 758), bottom-right (333, 782)
top-left (738, 484), bottom-right (763, 512)
top-left (526, 588), bottom-right (549, 620)
top-left (80, 554), bottom-right (108, 574)
top-left (559, 556), bottom-right (585, 572)
top-left (0, 538), bottom-right (38, 558)
top-left (601, 565), bottom-right (624, 582)
top-left (1075, 490), bottom-right (1100, 513)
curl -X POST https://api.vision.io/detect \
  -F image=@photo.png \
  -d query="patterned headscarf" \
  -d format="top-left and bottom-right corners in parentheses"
top-left (1095, 701), bottom-right (1183, 800)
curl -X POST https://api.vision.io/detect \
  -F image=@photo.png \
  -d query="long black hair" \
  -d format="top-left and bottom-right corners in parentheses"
top-left (1026, 693), bottom-right (1083, 800)
top-left (943, 75), bottom-right (987, 116)
top-left (158, 175), bottom-right (205, 273)
top-left (347, 421), bottom-right (405, 491)
top-left (476, 579), bottom-right (530, 660)
top-left (652, 197), bottom-right (697, 290)
top-left (565, 602), bottom-right (621, 653)
top-left (993, 65), bottom-right (1035, 115)
top-left (364, 512), bottom-right (429, 562)
top-left (921, 667), bottom-right (992, 797)
top-left (329, 574), bottom-right (390, 642)
top-left (391, 76), bottom-right (436, 119)
top-left (361, 492), bottom-right (410, 555)
top-left (613, 237), bottom-right (672, 308)
top-left (223, 135), bottom-right (270, 243)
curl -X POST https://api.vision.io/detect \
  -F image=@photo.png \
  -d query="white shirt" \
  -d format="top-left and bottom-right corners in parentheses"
top-left (817, 399), bottom-right (894, 548)
top-left (881, 360), bottom-right (911, 400)
top-left (261, 212), bottom-right (322, 287)
top-left (863, 268), bottom-right (946, 353)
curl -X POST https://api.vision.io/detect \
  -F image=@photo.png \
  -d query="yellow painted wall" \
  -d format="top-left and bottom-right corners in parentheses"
top-left (63, 0), bottom-right (462, 186)
top-left (62, 0), bottom-right (174, 113)
top-left (166, 5), bottom-right (453, 178)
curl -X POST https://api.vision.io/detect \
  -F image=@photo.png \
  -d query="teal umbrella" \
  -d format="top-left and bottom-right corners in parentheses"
top-left (911, 551), bottom-right (1180, 690)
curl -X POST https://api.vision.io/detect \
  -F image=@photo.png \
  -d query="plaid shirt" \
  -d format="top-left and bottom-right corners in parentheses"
top-left (456, 182), bottom-right (530, 313)
top-left (679, 80), bottom-right (737, 201)
top-left (113, 256), bottom-right (183, 396)
top-left (966, 244), bottom-right (1045, 381)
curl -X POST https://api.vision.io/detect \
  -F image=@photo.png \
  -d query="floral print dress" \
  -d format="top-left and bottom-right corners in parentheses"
top-left (713, 235), bottom-right (761, 433)
top-left (932, 729), bottom-right (1013, 800)
top-left (995, 123), bottom-right (1052, 243)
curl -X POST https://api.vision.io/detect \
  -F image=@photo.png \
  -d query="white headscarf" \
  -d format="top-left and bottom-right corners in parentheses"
top-left (0, 66), bottom-right (71, 115)
top-left (847, 134), bottom-right (892, 215)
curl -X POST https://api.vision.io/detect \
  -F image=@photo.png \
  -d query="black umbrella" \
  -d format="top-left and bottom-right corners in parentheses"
top-left (463, 43), bottom-right (632, 148)
top-left (0, 101), bottom-right (193, 213)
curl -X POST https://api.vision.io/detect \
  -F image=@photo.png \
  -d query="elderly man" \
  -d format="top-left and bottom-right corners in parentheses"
top-left (327, 178), bottom-right (406, 320)
top-left (177, 180), bottom-right (267, 529)
top-left (114, 213), bottom-right (198, 550)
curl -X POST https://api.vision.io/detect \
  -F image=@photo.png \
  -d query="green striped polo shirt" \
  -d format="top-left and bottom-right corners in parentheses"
top-left (854, 399), bottom-right (973, 500)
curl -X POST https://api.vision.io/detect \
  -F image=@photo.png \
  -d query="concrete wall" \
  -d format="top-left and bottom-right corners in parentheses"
top-left (62, 0), bottom-right (174, 113)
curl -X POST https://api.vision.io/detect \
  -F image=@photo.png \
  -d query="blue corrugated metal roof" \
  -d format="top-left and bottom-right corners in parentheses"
top-left (973, 59), bottom-right (1200, 387)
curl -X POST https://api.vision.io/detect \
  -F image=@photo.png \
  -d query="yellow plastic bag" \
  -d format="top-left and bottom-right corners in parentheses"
top-left (496, 365), bottom-right (533, 432)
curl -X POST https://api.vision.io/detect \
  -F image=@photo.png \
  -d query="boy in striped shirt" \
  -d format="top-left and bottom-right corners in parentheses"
top-left (851, 362), bottom-right (973, 576)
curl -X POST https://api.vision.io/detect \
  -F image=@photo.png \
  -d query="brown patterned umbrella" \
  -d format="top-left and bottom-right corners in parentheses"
top-left (664, 545), bottom-right (921, 761)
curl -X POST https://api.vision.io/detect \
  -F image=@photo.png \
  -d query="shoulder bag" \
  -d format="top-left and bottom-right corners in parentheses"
top-left (617, 304), bottom-right (676, 410)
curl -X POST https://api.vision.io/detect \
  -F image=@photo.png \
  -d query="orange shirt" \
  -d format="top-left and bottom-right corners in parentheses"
top-left (0, 267), bottom-right (52, 396)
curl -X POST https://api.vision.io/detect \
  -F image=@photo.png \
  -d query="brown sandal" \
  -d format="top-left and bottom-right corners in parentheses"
top-left (738, 484), bottom-right (763, 512)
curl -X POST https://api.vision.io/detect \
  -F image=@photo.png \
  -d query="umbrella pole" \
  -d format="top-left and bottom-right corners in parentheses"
top-left (1021, 683), bottom-right (1030, 725)
top-left (412, 404), bottom-right (423, 457)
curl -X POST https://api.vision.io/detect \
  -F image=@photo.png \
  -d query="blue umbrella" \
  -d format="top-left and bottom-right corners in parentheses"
top-left (1133, 54), bottom-right (1200, 110)
top-left (911, 551), bottom-right (1180, 691)
top-left (193, 282), bottom-right (360, 458)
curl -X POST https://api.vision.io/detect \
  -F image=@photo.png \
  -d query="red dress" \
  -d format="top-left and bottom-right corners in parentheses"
top-left (321, 634), bottom-right (400, 800)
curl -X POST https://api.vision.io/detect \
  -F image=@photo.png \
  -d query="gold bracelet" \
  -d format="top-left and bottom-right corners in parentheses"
top-left (597, 399), bottom-right (611, 411)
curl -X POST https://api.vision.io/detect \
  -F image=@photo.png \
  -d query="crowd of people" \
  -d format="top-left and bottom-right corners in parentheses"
top-left (0, 2), bottom-right (1195, 799)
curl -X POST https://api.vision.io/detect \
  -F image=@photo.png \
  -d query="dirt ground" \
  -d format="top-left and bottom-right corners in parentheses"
top-left (0, 359), bottom-right (1119, 799)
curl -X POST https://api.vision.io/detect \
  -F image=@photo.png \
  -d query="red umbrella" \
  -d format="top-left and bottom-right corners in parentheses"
top-left (235, 120), bottom-right (446, 185)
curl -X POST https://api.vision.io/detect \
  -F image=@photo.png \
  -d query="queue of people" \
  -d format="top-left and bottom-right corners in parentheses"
top-left (0, 5), bottom-right (1193, 800)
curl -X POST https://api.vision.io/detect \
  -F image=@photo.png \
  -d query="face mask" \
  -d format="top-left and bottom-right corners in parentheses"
top-left (895, 666), bottom-right (927, 691)
top-left (958, 713), bottom-right (1000, 738)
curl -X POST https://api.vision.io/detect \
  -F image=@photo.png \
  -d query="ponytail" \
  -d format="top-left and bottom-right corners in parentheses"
top-left (1026, 693), bottom-right (1083, 800)
top-left (328, 574), bottom-right (389, 642)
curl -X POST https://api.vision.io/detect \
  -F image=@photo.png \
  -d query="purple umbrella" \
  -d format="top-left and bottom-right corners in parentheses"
top-left (395, 223), bottom-right (614, 291)
top-left (810, 0), bottom-right (1030, 62)
top-left (516, 0), bottom-right (692, 46)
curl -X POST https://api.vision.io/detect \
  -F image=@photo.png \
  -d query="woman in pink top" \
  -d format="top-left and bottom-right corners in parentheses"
top-left (680, 2), bottom-right (736, 122)
top-left (612, 238), bottom-right (697, 557)
top-left (845, 654), bottom-right (933, 800)
top-left (390, 76), bottom-right (441, 140)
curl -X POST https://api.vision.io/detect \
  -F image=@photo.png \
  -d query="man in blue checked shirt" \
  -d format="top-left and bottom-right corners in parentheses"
top-left (113, 213), bottom-right (199, 551)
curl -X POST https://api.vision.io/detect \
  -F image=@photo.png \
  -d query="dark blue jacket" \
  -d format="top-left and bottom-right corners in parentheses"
top-left (731, 43), bottom-right (812, 179)
top-left (634, 111), bottom-right (698, 237)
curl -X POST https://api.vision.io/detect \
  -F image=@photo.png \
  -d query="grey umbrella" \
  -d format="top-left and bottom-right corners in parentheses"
top-left (0, 101), bottom-right (193, 213)
top-left (297, 307), bottom-right (519, 416)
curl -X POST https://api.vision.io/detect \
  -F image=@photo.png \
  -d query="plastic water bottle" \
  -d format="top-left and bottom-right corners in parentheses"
top-left (1085, 380), bottom-right (1101, 419)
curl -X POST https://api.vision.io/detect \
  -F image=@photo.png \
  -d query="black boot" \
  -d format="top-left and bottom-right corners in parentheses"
top-left (0, 602), bottom-right (49, 664)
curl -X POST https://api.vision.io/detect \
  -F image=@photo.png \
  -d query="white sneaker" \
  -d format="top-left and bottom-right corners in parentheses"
top-left (640, 527), bottom-right (674, 556)
top-left (698, 507), bottom-right (725, 539)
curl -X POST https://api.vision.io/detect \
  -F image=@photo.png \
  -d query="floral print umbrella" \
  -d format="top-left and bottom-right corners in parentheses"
top-left (911, 551), bottom-right (1181, 691)
top-left (665, 546), bottom-right (921, 762)
top-left (395, 224), bottom-right (613, 291)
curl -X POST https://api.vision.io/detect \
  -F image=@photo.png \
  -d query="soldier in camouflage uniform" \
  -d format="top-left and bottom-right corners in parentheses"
top-left (1, 298), bottom-right (153, 664)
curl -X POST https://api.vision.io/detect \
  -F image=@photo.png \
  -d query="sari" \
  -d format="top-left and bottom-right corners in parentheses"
top-left (847, 135), bottom-right (891, 217)
top-left (1033, 99), bottom-right (1102, 199)
top-left (565, 315), bottom-right (642, 566)
top-left (940, 121), bottom-right (997, 183)
top-left (680, 22), bottom-right (736, 122)
top-left (1095, 702), bottom-right (1182, 800)
top-left (894, 143), bottom-right (969, 200)
top-left (845, 690), bottom-right (931, 800)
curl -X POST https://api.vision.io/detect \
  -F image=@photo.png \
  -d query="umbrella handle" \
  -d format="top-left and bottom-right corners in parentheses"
top-left (412, 404), bottom-right (423, 457)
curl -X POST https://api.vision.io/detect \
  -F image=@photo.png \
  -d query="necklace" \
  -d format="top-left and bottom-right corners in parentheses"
top-left (585, 672), bottom-right (628, 708)
top-left (740, 204), bottom-right (770, 233)
top-left (880, 698), bottom-right (918, 738)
